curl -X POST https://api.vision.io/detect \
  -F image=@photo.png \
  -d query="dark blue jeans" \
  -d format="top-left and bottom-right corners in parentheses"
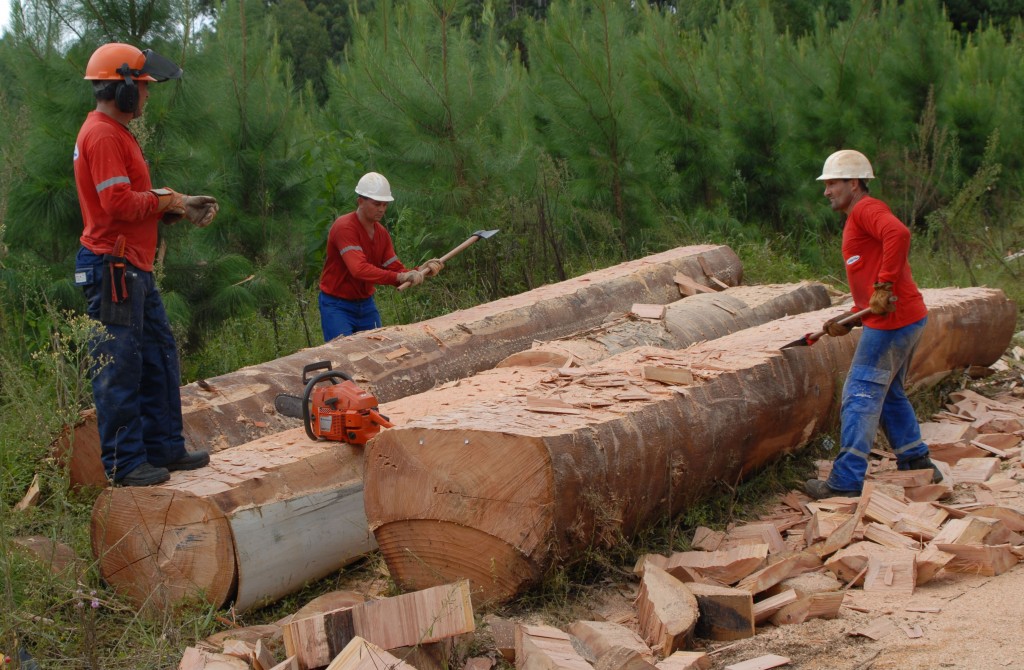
top-left (827, 316), bottom-right (930, 492)
top-left (75, 247), bottom-right (187, 481)
top-left (319, 291), bottom-right (382, 341)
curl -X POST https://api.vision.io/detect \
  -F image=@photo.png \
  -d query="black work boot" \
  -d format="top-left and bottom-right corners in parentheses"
top-left (902, 455), bottom-right (943, 483)
top-left (166, 450), bottom-right (211, 472)
top-left (116, 462), bottom-right (170, 487)
top-left (805, 479), bottom-right (861, 500)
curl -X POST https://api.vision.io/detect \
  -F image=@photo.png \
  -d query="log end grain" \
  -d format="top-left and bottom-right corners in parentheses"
top-left (91, 487), bottom-right (235, 609)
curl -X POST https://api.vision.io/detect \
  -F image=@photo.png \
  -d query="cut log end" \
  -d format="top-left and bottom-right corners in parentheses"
top-left (374, 520), bottom-right (540, 605)
top-left (91, 487), bottom-right (236, 608)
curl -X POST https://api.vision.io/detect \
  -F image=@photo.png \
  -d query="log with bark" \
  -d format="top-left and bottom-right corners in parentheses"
top-left (496, 283), bottom-right (830, 367)
top-left (362, 287), bottom-right (1016, 603)
top-left (90, 281), bottom-right (826, 610)
top-left (61, 245), bottom-right (743, 487)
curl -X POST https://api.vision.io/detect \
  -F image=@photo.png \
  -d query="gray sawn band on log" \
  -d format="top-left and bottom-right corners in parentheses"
top-left (363, 287), bottom-right (1016, 604)
top-left (63, 244), bottom-right (742, 487)
top-left (89, 281), bottom-right (829, 611)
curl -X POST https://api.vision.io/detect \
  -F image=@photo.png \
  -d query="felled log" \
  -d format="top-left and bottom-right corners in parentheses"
top-left (62, 244), bottom-right (742, 487)
top-left (90, 280), bottom-right (826, 610)
top-left (497, 283), bottom-right (830, 367)
top-left (363, 287), bottom-right (1015, 603)
top-left (91, 434), bottom-right (372, 610)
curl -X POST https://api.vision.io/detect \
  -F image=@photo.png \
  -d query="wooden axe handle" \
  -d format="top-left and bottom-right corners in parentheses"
top-left (397, 234), bottom-right (485, 291)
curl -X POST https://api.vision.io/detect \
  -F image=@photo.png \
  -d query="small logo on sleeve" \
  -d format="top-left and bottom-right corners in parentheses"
top-left (73, 143), bottom-right (79, 161)
top-left (845, 255), bottom-right (861, 266)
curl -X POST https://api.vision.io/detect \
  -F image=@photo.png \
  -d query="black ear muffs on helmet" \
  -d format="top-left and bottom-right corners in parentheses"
top-left (114, 62), bottom-right (138, 113)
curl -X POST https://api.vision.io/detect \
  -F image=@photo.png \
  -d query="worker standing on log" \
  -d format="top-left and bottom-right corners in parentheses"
top-left (318, 172), bottom-right (443, 341)
top-left (804, 149), bottom-right (942, 499)
top-left (73, 43), bottom-right (217, 486)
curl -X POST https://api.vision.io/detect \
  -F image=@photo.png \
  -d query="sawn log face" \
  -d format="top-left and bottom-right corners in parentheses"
top-left (364, 287), bottom-right (1015, 603)
top-left (62, 245), bottom-right (742, 487)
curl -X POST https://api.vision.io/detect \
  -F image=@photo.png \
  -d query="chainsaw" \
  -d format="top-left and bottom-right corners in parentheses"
top-left (274, 361), bottom-right (393, 444)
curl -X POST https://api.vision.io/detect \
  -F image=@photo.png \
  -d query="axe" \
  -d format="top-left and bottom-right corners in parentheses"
top-left (398, 228), bottom-right (499, 291)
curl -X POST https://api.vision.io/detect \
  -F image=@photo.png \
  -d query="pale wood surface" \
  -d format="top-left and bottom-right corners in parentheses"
top-left (365, 288), bottom-right (1016, 603)
top-left (283, 581), bottom-right (474, 670)
top-left (515, 624), bottom-right (593, 670)
top-left (498, 283), bottom-right (830, 368)
top-left (324, 637), bottom-right (417, 670)
top-left (636, 565), bottom-right (698, 657)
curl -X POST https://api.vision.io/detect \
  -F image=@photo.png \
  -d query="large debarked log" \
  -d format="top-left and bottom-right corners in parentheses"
top-left (363, 287), bottom-right (1016, 604)
top-left (496, 283), bottom-right (831, 367)
top-left (90, 281), bottom-right (825, 611)
top-left (63, 245), bottom-right (742, 487)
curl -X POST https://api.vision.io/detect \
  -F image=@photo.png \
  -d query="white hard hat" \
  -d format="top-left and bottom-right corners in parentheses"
top-left (817, 150), bottom-right (875, 181)
top-left (355, 172), bottom-right (394, 202)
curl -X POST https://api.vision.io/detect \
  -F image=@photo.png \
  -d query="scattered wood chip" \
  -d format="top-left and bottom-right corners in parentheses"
top-left (643, 366), bottom-right (693, 386)
top-left (631, 303), bottom-right (666, 320)
top-left (384, 346), bottom-right (412, 360)
top-left (723, 654), bottom-right (790, 670)
top-left (14, 474), bottom-right (41, 511)
top-left (849, 617), bottom-right (895, 640)
top-left (524, 396), bottom-right (582, 415)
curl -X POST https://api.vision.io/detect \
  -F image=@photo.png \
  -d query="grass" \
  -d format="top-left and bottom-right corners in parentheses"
top-left (1, 217), bottom-right (1021, 667)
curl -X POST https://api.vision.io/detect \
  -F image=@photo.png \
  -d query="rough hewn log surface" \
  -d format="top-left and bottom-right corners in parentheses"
top-left (89, 281), bottom-right (826, 610)
top-left (497, 283), bottom-right (830, 367)
top-left (64, 245), bottom-right (743, 487)
top-left (363, 288), bottom-right (1016, 604)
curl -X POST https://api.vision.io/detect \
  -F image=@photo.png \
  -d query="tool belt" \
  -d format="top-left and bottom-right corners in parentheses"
top-left (99, 235), bottom-right (134, 327)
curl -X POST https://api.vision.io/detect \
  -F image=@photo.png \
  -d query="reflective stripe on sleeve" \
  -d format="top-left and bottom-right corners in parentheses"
top-left (96, 176), bottom-right (131, 193)
top-left (382, 255), bottom-right (399, 267)
top-left (339, 245), bottom-right (363, 255)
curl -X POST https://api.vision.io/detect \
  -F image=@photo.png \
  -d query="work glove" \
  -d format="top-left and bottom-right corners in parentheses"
top-left (420, 258), bottom-right (444, 278)
top-left (152, 189), bottom-right (219, 227)
top-left (183, 195), bottom-right (219, 228)
top-left (151, 187), bottom-right (186, 223)
top-left (869, 282), bottom-right (896, 314)
top-left (397, 270), bottom-right (425, 287)
top-left (823, 314), bottom-right (859, 338)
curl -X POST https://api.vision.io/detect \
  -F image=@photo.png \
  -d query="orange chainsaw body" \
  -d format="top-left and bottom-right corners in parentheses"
top-left (307, 380), bottom-right (392, 444)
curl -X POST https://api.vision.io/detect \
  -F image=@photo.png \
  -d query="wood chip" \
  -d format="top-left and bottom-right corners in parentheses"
top-left (384, 346), bottom-right (411, 360)
top-left (724, 655), bottom-right (790, 670)
top-left (849, 618), bottom-right (895, 640)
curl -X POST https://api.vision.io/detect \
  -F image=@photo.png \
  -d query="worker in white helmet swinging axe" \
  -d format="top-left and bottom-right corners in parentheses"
top-left (801, 150), bottom-right (943, 500)
top-left (317, 172), bottom-right (444, 341)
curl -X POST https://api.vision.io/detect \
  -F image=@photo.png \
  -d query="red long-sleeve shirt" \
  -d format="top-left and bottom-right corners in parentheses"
top-left (319, 212), bottom-right (408, 300)
top-left (74, 111), bottom-right (162, 271)
top-left (842, 196), bottom-right (928, 329)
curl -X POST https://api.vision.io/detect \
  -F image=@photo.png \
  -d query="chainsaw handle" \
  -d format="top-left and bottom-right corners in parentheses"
top-left (302, 360), bottom-right (334, 385)
top-left (302, 369), bottom-right (355, 441)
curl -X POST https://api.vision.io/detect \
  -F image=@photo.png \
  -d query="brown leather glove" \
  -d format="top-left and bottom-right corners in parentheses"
top-left (184, 195), bottom-right (219, 228)
top-left (397, 270), bottom-right (425, 287)
top-left (823, 315), bottom-right (860, 338)
top-left (869, 282), bottom-right (896, 314)
top-left (151, 187), bottom-right (186, 224)
top-left (420, 258), bottom-right (444, 278)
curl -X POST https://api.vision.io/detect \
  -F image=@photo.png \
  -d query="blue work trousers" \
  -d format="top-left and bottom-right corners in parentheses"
top-left (75, 247), bottom-right (187, 481)
top-left (319, 292), bottom-right (382, 341)
top-left (826, 317), bottom-right (930, 493)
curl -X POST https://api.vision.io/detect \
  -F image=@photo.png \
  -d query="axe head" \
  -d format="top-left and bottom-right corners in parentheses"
top-left (472, 229), bottom-right (499, 239)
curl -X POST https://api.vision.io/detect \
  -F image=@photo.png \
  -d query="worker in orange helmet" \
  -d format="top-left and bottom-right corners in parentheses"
top-left (805, 150), bottom-right (942, 499)
top-left (318, 171), bottom-right (443, 341)
top-left (73, 43), bottom-right (217, 486)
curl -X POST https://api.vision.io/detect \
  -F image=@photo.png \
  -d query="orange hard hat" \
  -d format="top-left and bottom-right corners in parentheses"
top-left (84, 43), bottom-right (182, 82)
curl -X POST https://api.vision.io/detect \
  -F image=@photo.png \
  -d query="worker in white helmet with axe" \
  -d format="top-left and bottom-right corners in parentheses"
top-left (318, 172), bottom-right (443, 341)
top-left (804, 150), bottom-right (942, 499)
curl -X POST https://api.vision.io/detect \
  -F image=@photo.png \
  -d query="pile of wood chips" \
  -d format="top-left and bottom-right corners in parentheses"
top-left (179, 366), bottom-right (1024, 670)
